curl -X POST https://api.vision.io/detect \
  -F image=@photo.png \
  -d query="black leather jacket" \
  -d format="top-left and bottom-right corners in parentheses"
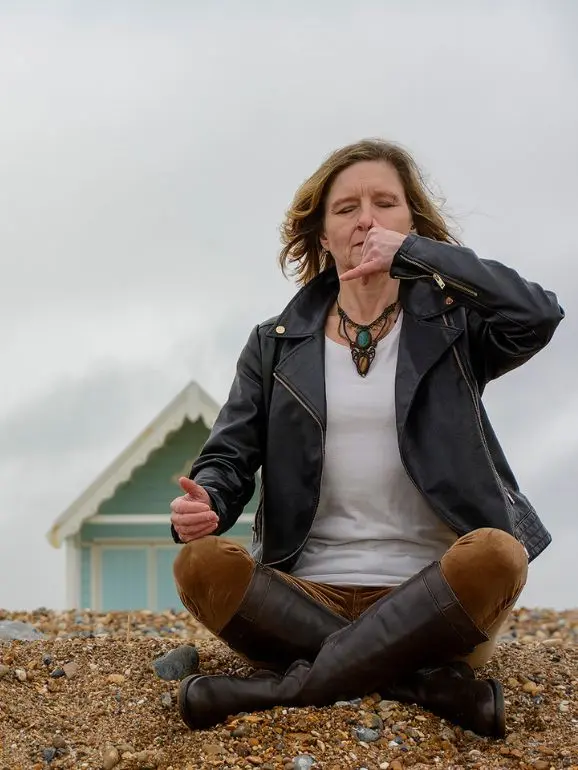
top-left (174, 234), bottom-right (564, 570)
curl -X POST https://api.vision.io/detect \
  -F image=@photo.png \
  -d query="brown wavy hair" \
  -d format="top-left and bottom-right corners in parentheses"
top-left (279, 139), bottom-right (459, 285)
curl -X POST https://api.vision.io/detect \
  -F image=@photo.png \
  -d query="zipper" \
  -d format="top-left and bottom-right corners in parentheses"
top-left (432, 273), bottom-right (445, 290)
top-left (442, 314), bottom-right (515, 528)
top-left (443, 277), bottom-right (478, 298)
top-left (401, 254), bottom-right (479, 297)
top-left (261, 372), bottom-right (326, 567)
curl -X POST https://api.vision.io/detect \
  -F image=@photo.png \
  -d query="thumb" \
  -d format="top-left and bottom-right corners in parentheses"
top-left (179, 476), bottom-right (203, 498)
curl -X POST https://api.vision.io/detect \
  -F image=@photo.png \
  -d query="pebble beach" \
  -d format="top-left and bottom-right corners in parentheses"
top-left (0, 606), bottom-right (576, 770)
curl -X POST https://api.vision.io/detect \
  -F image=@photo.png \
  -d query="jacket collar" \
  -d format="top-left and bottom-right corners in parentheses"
top-left (266, 266), bottom-right (460, 339)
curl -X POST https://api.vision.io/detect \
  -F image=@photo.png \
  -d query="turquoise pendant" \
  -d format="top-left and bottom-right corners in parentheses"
top-left (356, 329), bottom-right (372, 349)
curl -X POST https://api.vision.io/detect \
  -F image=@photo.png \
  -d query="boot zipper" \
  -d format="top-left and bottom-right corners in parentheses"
top-left (400, 254), bottom-right (479, 297)
top-left (441, 314), bottom-right (515, 528)
top-left (260, 372), bottom-right (326, 567)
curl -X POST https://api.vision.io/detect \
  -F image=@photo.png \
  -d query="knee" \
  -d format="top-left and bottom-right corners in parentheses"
top-left (173, 536), bottom-right (256, 633)
top-left (470, 528), bottom-right (527, 583)
top-left (173, 535), bottom-right (218, 588)
top-left (445, 528), bottom-right (528, 595)
top-left (173, 536), bottom-right (254, 594)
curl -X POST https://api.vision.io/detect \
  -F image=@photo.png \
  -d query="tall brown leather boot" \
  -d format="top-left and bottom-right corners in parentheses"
top-left (178, 561), bottom-right (489, 730)
top-left (383, 662), bottom-right (506, 737)
top-left (216, 564), bottom-right (348, 671)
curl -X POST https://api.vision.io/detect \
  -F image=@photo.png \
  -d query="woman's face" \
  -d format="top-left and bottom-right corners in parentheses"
top-left (320, 160), bottom-right (413, 274)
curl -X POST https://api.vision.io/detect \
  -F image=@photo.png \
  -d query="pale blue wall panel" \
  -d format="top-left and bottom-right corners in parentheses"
top-left (80, 546), bottom-right (91, 609)
top-left (155, 548), bottom-right (185, 612)
top-left (101, 548), bottom-right (148, 610)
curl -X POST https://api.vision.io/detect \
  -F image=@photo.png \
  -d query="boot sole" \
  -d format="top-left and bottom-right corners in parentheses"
top-left (488, 678), bottom-right (506, 738)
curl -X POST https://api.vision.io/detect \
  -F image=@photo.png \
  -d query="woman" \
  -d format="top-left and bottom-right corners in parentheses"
top-left (169, 139), bottom-right (563, 737)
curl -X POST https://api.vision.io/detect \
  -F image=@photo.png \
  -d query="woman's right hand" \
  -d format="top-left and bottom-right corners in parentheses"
top-left (170, 476), bottom-right (219, 543)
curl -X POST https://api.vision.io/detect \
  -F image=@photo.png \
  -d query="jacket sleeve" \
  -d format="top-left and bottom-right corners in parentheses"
top-left (391, 233), bottom-right (565, 382)
top-left (183, 324), bottom-right (266, 536)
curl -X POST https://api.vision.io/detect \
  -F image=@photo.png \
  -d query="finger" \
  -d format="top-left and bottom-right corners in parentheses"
top-left (340, 260), bottom-right (382, 282)
top-left (177, 529), bottom-right (215, 543)
top-left (171, 497), bottom-right (211, 515)
top-left (179, 476), bottom-right (203, 497)
top-left (171, 510), bottom-right (218, 528)
top-left (176, 523), bottom-right (217, 541)
top-left (179, 521), bottom-right (219, 540)
top-left (360, 229), bottom-right (373, 261)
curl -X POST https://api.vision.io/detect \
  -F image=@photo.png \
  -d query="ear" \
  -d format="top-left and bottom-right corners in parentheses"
top-left (319, 232), bottom-right (329, 251)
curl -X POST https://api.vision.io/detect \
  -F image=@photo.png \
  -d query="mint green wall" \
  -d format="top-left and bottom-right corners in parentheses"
top-left (97, 418), bottom-right (212, 515)
top-left (93, 417), bottom-right (259, 524)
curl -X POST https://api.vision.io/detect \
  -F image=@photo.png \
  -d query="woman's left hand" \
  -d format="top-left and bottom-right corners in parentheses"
top-left (340, 222), bottom-right (408, 282)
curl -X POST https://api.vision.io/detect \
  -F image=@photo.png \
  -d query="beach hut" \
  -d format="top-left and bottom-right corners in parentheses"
top-left (46, 381), bottom-right (258, 611)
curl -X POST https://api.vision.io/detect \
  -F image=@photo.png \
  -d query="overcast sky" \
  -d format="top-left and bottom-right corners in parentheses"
top-left (1, 1), bottom-right (576, 611)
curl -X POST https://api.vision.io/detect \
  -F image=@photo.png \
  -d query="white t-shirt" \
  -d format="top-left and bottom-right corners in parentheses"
top-left (291, 312), bottom-right (457, 586)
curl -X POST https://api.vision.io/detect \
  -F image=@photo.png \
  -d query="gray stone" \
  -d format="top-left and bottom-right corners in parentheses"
top-left (353, 726), bottom-right (381, 743)
top-left (160, 692), bottom-right (173, 708)
top-left (291, 756), bottom-right (316, 770)
top-left (42, 747), bottom-right (57, 763)
top-left (152, 644), bottom-right (199, 681)
top-left (0, 620), bottom-right (46, 641)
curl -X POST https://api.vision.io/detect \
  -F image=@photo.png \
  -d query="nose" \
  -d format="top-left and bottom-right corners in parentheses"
top-left (356, 201), bottom-right (373, 232)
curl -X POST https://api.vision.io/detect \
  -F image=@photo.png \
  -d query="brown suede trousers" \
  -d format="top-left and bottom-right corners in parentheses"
top-left (173, 528), bottom-right (528, 669)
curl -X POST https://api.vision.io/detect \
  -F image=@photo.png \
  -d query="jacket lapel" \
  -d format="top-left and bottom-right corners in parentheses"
top-left (274, 330), bottom-right (327, 426)
top-left (395, 310), bottom-right (463, 435)
top-left (265, 269), bottom-right (338, 428)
